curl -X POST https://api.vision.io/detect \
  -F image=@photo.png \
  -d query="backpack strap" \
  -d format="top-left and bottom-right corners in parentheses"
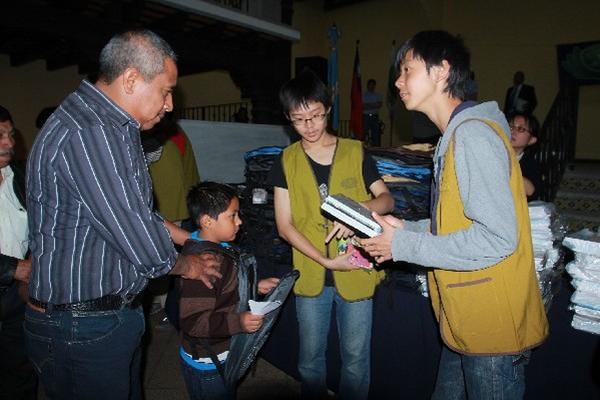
top-left (182, 333), bottom-right (227, 380)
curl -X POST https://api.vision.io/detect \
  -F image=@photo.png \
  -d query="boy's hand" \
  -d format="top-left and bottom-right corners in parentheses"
top-left (325, 253), bottom-right (360, 271)
top-left (170, 253), bottom-right (222, 289)
top-left (325, 221), bottom-right (355, 244)
top-left (240, 311), bottom-right (264, 333)
top-left (258, 277), bottom-right (280, 295)
top-left (360, 213), bottom-right (404, 264)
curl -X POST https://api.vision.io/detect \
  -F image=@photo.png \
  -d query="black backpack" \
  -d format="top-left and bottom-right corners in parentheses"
top-left (175, 241), bottom-right (299, 388)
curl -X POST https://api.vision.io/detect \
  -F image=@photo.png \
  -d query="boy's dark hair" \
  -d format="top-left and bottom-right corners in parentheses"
top-left (0, 105), bottom-right (14, 124)
top-left (397, 30), bottom-right (471, 101)
top-left (187, 182), bottom-right (238, 224)
top-left (279, 69), bottom-right (331, 115)
top-left (367, 78), bottom-right (376, 86)
top-left (509, 112), bottom-right (540, 139)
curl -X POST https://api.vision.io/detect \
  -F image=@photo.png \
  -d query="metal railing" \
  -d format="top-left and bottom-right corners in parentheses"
top-left (212, 0), bottom-right (246, 12)
top-left (535, 80), bottom-right (579, 201)
top-left (331, 119), bottom-right (353, 138)
top-left (174, 101), bottom-right (252, 123)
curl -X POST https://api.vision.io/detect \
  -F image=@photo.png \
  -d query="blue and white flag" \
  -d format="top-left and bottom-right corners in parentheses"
top-left (328, 24), bottom-right (340, 131)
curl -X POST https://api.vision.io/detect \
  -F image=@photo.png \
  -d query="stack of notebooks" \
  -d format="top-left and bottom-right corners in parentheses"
top-left (321, 194), bottom-right (382, 238)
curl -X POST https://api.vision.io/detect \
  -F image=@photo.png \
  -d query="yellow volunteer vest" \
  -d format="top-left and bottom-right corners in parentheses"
top-left (282, 138), bottom-right (383, 301)
top-left (428, 118), bottom-right (548, 355)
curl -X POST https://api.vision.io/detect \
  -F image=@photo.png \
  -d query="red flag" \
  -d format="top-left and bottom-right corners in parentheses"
top-left (350, 46), bottom-right (364, 140)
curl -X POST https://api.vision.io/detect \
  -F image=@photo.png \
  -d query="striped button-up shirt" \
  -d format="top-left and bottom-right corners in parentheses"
top-left (27, 80), bottom-right (178, 304)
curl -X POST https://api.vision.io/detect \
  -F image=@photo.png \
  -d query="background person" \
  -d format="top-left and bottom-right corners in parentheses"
top-left (143, 114), bottom-right (201, 318)
top-left (504, 70), bottom-right (537, 115)
top-left (362, 78), bottom-right (383, 147)
top-left (0, 105), bottom-right (37, 400)
top-left (509, 112), bottom-right (542, 201)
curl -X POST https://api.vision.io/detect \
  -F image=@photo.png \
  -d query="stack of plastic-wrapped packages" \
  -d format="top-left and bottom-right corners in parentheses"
top-left (528, 202), bottom-right (567, 310)
top-left (563, 228), bottom-right (600, 335)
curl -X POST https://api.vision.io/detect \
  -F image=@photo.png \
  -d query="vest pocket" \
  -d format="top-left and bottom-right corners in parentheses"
top-left (446, 277), bottom-right (491, 288)
top-left (441, 276), bottom-right (515, 351)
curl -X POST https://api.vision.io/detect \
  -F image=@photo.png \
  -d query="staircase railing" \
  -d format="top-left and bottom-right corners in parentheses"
top-left (535, 80), bottom-right (579, 201)
top-left (174, 101), bottom-right (251, 123)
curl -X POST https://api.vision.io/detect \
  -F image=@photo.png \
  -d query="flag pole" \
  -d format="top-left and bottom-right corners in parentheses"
top-left (350, 40), bottom-right (363, 141)
top-left (386, 40), bottom-right (398, 147)
top-left (327, 24), bottom-right (340, 133)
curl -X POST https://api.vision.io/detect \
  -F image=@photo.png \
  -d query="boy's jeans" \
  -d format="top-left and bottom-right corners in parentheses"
top-left (432, 345), bottom-right (530, 400)
top-left (24, 305), bottom-right (145, 400)
top-left (179, 357), bottom-right (233, 400)
top-left (296, 287), bottom-right (372, 400)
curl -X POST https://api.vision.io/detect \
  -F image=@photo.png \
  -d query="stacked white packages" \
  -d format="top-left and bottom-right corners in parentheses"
top-left (528, 202), bottom-right (565, 309)
top-left (563, 228), bottom-right (600, 335)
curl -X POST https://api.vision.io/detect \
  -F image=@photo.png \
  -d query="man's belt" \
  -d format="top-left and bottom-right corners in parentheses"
top-left (29, 294), bottom-right (141, 312)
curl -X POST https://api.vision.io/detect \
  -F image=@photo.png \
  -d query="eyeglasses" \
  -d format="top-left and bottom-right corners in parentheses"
top-left (289, 112), bottom-right (328, 127)
top-left (509, 124), bottom-right (530, 134)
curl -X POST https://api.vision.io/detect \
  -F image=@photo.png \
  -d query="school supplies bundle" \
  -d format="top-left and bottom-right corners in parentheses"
top-left (563, 228), bottom-right (600, 335)
top-left (528, 202), bottom-right (567, 310)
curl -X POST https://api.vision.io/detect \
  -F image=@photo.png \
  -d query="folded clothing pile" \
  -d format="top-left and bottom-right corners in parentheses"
top-left (563, 228), bottom-right (600, 335)
top-left (528, 202), bottom-right (567, 310)
top-left (369, 146), bottom-right (433, 222)
top-left (370, 145), bottom-right (433, 296)
top-left (237, 146), bottom-right (292, 280)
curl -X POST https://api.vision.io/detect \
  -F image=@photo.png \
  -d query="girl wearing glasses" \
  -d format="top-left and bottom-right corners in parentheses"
top-left (267, 69), bottom-right (394, 400)
top-left (509, 113), bottom-right (542, 201)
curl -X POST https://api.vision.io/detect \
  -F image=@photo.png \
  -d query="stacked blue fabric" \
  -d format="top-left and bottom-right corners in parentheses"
top-left (371, 149), bottom-right (433, 221)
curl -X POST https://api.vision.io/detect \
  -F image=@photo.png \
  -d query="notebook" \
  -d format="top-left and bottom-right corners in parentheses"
top-left (321, 194), bottom-right (383, 238)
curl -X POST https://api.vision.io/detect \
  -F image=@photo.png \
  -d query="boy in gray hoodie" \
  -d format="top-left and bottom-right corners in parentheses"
top-left (362, 31), bottom-right (548, 399)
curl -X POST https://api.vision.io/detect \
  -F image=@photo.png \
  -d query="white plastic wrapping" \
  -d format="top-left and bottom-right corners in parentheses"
top-left (571, 305), bottom-right (600, 335)
top-left (564, 228), bottom-right (600, 335)
top-left (415, 271), bottom-right (429, 298)
top-left (563, 228), bottom-right (600, 256)
top-left (566, 259), bottom-right (600, 282)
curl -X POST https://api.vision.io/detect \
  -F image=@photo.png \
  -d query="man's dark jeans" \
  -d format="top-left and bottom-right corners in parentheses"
top-left (24, 305), bottom-right (145, 400)
top-left (363, 114), bottom-right (382, 147)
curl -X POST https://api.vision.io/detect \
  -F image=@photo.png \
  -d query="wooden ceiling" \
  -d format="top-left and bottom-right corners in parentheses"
top-left (1, 0), bottom-right (293, 77)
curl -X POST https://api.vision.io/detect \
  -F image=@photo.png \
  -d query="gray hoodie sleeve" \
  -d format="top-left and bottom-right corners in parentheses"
top-left (403, 219), bottom-right (430, 232)
top-left (391, 121), bottom-right (517, 271)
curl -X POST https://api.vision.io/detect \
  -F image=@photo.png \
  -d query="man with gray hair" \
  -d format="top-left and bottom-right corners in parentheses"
top-left (26, 30), bottom-right (220, 399)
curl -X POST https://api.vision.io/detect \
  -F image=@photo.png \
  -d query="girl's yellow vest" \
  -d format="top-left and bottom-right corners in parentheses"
top-left (282, 138), bottom-right (384, 301)
top-left (429, 118), bottom-right (548, 355)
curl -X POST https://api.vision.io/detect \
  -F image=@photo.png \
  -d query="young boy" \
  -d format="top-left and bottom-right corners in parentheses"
top-left (268, 70), bottom-right (394, 400)
top-left (362, 31), bottom-right (548, 399)
top-left (178, 182), bottom-right (279, 400)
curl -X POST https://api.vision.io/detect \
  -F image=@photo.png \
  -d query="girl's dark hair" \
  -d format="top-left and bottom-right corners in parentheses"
top-left (0, 105), bottom-right (14, 124)
top-left (279, 69), bottom-right (331, 115)
top-left (508, 113), bottom-right (540, 139)
top-left (187, 182), bottom-right (237, 223)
